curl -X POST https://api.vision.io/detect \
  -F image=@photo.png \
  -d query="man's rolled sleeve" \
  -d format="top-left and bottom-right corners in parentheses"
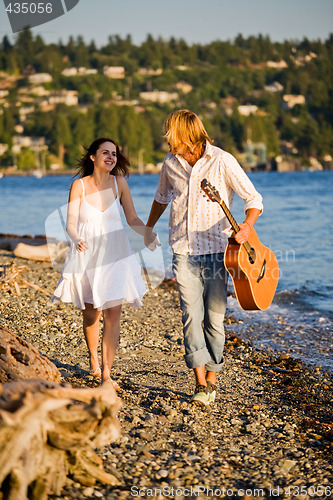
top-left (243, 193), bottom-right (263, 214)
top-left (154, 160), bottom-right (172, 205)
top-left (154, 190), bottom-right (172, 204)
top-left (222, 152), bottom-right (263, 214)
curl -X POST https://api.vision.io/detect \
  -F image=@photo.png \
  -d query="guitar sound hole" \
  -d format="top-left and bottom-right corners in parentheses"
top-left (248, 248), bottom-right (256, 264)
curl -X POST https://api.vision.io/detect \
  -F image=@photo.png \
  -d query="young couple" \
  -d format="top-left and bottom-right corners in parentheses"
top-left (53, 109), bottom-right (263, 405)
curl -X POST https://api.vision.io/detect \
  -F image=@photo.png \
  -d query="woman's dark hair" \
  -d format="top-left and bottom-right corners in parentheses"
top-left (76, 137), bottom-right (130, 178)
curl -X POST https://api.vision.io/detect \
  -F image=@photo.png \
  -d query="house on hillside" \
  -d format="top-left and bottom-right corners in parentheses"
top-left (174, 81), bottom-right (193, 94)
top-left (282, 95), bottom-right (306, 110)
top-left (137, 68), bottom-right (163, 76)
top-left (103, 66), bottom-right (125, 79)
top-left (12, 136), bottom-right (46, 151)
top-left (48, 90), bottom-right (79, 107)
top-left (19, 86), bottom-right (50, 97)
top-left (18, 106), bottom-right (35, 122)
top-left (28, 73), bottom-right (52, 84)
top-left (264, 81), bottom-right (284, 93)
top-left (139, 91), bottom-right (178, 103)
top-left (62, 67), bottom-right (98, 76)
top-left (0, 73), bottom-right (19, 90)
top-left (266, 60), bottom-right (288, 69)
top-left (238, 104), bottom-right (258, 116)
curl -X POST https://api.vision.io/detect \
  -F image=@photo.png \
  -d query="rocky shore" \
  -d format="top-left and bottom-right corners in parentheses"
top-left (0, 249), bottom-right (332, 500)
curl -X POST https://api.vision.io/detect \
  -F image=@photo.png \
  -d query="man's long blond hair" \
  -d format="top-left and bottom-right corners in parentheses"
top-left (164, 109), bottom-right (212, 155)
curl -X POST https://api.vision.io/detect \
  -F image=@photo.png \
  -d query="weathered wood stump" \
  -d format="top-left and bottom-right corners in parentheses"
top-left (0, 379), bottom-right (122, 500)
top-left (0, 326), bottom-right (61, 384)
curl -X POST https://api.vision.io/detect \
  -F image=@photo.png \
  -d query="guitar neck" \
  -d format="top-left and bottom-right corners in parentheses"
top-left (200, 178), bottom-right (253, 258)
top-left (219, 199), bottom-right (240, 233)
top-left (221, 199), bottom-right (253, 257)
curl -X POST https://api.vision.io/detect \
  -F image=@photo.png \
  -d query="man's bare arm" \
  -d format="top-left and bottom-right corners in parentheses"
top-left (144, 200), bottom-right (169, 246)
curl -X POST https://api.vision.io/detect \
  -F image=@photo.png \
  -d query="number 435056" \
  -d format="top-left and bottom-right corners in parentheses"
top-left (285, 485), bottom-right (331, 496)
top-left (6, 3), bottom-right (53, 14)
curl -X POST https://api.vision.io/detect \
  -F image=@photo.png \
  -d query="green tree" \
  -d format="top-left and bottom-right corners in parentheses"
top-left (17, 148), bottom-right (35, 170)
top-left (295, 116), bottom-right (320, 157)
top-left (118, 107), bottom-right (139, 161)
top-left (24, 109), bottom-right (54, 138)
top-left (51, 111), bottom-right (72, 167)
top-left (36, 45), bottom-right (63, 73)
top-left (94, 105), bottom-right (120, 141)
top-left (0, 36), bottom-right (13, 70)
top-left (73, 36), bottom-right (90, 67)
top-left (230, 111), bottom-right (245, 151)
top-left (136, 113), bottom-right (154, 165)
top-left (15, 27), bottom-right (35, 69)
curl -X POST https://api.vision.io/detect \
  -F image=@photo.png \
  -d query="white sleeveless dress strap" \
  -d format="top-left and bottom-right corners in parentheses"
top-left (114, 176), bottom-right (119, 197)
top-left (80, 178), bottom-right (85, 198)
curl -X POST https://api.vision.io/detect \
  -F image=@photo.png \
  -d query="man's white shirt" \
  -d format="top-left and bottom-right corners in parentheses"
top-left (154, 142), bottom-right (263, 255)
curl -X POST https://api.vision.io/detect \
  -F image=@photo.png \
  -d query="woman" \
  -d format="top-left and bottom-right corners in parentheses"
top-left (53, 137), bottom-right (159, 388)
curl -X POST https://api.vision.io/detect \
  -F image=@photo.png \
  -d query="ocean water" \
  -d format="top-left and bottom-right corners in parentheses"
top-left (0, 170), bottom-right (332, 369)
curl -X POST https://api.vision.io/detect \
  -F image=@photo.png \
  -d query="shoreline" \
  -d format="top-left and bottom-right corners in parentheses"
top-left (1, 165), bottom-right (333, 178)
top-left (0, 167), bottom-right (161, 177)
top-left (0, 249), bottom-right (332, 498)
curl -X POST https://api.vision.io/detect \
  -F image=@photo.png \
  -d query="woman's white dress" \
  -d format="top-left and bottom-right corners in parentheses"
top-left (53, 177), bottom-right (147, 310)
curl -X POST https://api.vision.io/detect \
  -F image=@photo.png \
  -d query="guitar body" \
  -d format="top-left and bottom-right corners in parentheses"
top-left (224, 227), bottom-right (279, 310)
top-left (200, 178), bottom-right (279, 311)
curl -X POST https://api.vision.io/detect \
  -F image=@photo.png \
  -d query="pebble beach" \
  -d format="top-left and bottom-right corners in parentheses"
top-left (0, 249), bottom-right (332, 500)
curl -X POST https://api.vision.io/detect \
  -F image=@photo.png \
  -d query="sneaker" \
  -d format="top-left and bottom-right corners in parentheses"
top-left (206, 381), bottom-right (217, 403)
top-left (191, 384), bottom-right (210, 407)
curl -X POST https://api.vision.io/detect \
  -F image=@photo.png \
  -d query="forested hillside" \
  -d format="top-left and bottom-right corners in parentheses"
top-left (0, 29), bottom-right (332, 169)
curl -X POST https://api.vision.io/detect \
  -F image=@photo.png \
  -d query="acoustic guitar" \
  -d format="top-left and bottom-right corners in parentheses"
top-left (201, 179), bottom-right (279, 310)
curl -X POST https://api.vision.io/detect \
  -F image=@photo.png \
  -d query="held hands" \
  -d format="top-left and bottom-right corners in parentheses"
top-left (234, 221), bottom-right (251, 245)
top-left (147, 235), bottom-right (161, 251)
top-left (144, 226), bottom-right (161, 252)
top-left (76, 239), bottom-right (89, 252)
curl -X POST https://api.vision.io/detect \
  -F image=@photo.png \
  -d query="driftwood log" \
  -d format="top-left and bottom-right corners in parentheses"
top-left (13, 242), bottom-right (69, 263)
top-left (0, 379), bottom-right (122, 500)
top-left (0, 234), bottom-right (52, 252)
top-left (0, 233), bottom-right (69, 262)
top-left (0, 326), bottom-right (61, 384)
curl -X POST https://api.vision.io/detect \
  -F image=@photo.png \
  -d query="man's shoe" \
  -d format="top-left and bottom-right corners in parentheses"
top-left (191, 384), bottom-right (210, 407)
top-left (206, 381), bottom-right (217, 403)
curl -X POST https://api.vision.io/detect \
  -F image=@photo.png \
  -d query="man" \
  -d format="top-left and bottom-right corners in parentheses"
top-left (145, 110), bottom-right (263, 406)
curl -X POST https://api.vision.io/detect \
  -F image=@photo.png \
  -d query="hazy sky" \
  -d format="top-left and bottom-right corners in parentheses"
top-left (0, 0), bottom-right (332, 46)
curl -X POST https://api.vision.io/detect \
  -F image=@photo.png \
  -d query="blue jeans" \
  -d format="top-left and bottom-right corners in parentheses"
top-left (172, 253), bottom-right (228, 372)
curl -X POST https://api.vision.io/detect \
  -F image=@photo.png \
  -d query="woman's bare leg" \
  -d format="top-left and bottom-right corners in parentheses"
top-left (101, 304), bottom-right (122, 382)
top-left (82, 303), bottom-right (101, 372)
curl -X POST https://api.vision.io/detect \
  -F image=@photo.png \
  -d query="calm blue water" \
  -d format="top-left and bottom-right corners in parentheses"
top-left (1, 171), bottom-right (332, 369)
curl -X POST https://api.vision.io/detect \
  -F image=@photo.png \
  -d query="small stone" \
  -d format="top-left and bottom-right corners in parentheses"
top-left (277, 459), bottom-right (297, 475)
top-left (186, 455), bottom-right (201, 462)
top-left (167, 409), bottom-right (178, 419)
top-left (82, 487), bottom-right (94, 496)
top-left (157, 469), bottom-right (169, 478)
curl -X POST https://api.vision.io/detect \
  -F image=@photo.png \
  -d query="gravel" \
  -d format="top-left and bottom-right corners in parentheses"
top-left (0, 249), bottom-right (332, 500)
